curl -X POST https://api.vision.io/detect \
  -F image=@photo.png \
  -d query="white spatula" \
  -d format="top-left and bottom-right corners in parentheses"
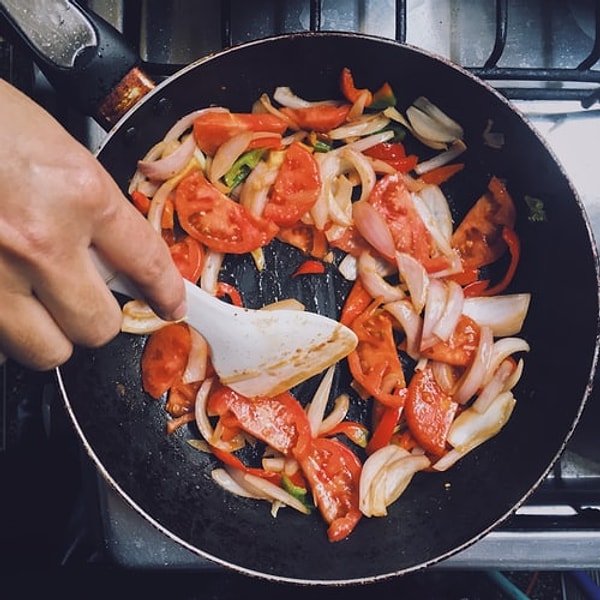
top-left (97, 256), bottom-right (358, 398)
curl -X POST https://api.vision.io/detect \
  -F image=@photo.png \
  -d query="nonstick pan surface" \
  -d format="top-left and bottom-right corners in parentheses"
top-left (57, 32), bottom-right (600, 584)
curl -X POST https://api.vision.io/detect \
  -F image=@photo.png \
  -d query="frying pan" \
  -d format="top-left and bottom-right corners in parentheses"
top-left (2, 2), bottom-right (599, 585)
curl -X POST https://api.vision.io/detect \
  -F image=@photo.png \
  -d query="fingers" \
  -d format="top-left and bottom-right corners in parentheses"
top-left (91, 177), bottom-right (187, 322)
top-left (0, 254), bottom-right (123, 371)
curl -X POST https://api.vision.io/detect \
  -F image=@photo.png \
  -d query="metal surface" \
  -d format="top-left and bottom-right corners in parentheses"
top-left (0, 0), bottom-right (97, 68)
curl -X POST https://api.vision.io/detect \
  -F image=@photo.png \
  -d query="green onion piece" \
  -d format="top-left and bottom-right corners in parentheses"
top-left (223, 148), bottom-right (265, 188)
top-left (281, 474), bottom-right (313, 510)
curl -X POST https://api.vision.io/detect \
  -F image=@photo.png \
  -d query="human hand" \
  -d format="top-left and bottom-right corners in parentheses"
top-left (0, 80), bottom-right (186, 370)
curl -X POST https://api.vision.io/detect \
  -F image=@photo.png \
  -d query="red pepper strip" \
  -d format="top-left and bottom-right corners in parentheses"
top-left (292, 260), bottom-right (326, 277)
top-left (322, 421), bottom-right (369, 448)
top-left (216, 282), bottom-right (244, 307)
top-left (366, 404), bottom-right (402, 455)
top-left (480, 226), bottom-right (521, 296)
top-left (340, 279), bottom-right (372, 326)
top-left (340, 67), bottom-right (373, 105)
top-left (210, 445), bottom-right (280, 480)
top-left (131, 190), bottom-right (151, 215)
top-left (419, 163), bottom-right (465, 186)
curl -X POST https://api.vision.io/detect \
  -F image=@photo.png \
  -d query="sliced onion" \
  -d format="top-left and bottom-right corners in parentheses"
top-left (182, 328), bottom-right (209, 384)
top-left (211, 467), bottom-right (264, 499)
top-left (240, 156), bottom-right (281, 217)
top-left (447, 391), bottom-right (515, 456)
top-left (261, 298), bottom-right (305, 311)
top-left (432, 280), bottom-right (464, 342)
top-left (200, 250), bottom-right (224, 295)
top-left (239, 471), bottom-right (311, 514)
top-left (306, 365), bottom-right (336, 436)
top-left (486, 337), bottom-right (531, 384)
top-left (414, 139), bottom-right (467, 176)
top-left (412, 96), bottom-right (464, 141)
top-left (121, 300), bottom-right (168, 334)
top-left (345, 130), bottom-right (395, 153)
top-left (137, 134), bottom-right (196, 182)
top-left (420, 278), bottom-right (448, 350)
top-left (410, 191), bottom-right (454, 258)
top-left (209, 130), bottom-right (254, 184)
top-left (360, 445), bottom-right (430, 517)
top-left (341, 147), bottom-right (376, 204)
top-left (416, 184), bottom-right (454, 244)
top-left (472, 359), bottom-right (515, 414)
top-left (360, 445), bottom-right (409, 517)
top-left (327, 173), bottom-right (354, 227)
top-left (338, 253), bottom-right (358, 281)
top-left (453, 325), bottom-right (494, 405)
top-left (382, 454), bottom-right (431, 511)
top-left (431, 360), bottom-right (458, 394)
top-left (352, 200), bottom-right (396, 262)
top-left (194, 378), bottom-right (216, 444)
top-left (396, 251), bottom-right (429, 314)
top-left (273, 85), bottom-right (336, 109)
top-left (358, 251), bottom-right (405, 303)
top-left (317, 393), bottom-right (350, 436)
top-left (384, 299), bottom-right (423, 360)
top-left (462, 294), bottom-right (531, 337)
top-left (254, 93), bottom-right (298, 129)
top-left (328, 113), bottom-right (390, 140)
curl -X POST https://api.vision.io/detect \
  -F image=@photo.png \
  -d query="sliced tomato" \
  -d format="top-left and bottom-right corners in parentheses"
top-left (345, 297), bottom-right (407, 408)
top-left (405, 364), bottom-right (459, 457)
top-left (193, 111), bottom-right (288, 155)
top-left (175, 170), bottom-right (278, 254)
top-left (206, 386), bottom-right (312, 458)
top-left (165, 380), bottom-right (201, 418)
top-left (169, 235), bottom-right (204, 283)
top-left (340, 279), bottom-right (372, 326)
top-left (421, 314), bottom-right (480, 367)
top-left (263, 142), bottom-right (321, 226)
top-left (451, 176), bottom-right (517, 270)
top-left (141, 323), bottom-right (192, 399)
top-left (280, 104), bottom-right (351, 132)
top-left (368, 173), bottom-right (441, 272)
top-left (363, 142), bottom-right (418, 173)
top-left (297, 437), bottom-right (362, 542)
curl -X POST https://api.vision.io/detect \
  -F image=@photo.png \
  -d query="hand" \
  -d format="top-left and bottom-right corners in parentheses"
top-left (0, 80), bottom-right (186, 370)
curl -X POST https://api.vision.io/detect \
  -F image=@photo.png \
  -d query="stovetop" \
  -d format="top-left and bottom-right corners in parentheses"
top-left (2, 0), bottom-right (600, 575)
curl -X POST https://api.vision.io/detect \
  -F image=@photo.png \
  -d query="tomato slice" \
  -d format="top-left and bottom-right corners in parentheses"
top-left (340, 67), bottom-right (373, 105)
top-left (165, 380), bottom-right (201, 417)
top-left (193, 111), bottom-right (288, 155)
top-left (263, 142), bottom-right (321, 226)
top-left (175, 170), bottom-right (278, 254)
top-left (368, 173), bottom-right (439, 271)
top-left (169, 235), bottom-right (204, 283)
top-left (451, 176), bottom-right (517, 269)
top-left (421, 314), bottom-right (480, 367)
top-left (280, 104), bottom-right (351, 132)
top-left (405, 364), bottom-right (459, 457)
top-left (297, 437), bottom-right (362, 542)
top-left (141, 323), bottom-right (192, 399)
top-left (345, 297), bottom-right (407, 408)
top-left (206, 386), bottom-right (312, 458)
top-left (363, 142), bottom-right (418, 173)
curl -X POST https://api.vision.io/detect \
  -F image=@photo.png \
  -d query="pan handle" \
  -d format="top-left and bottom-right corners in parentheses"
top-left (0, 0), bottom-right (154, 129)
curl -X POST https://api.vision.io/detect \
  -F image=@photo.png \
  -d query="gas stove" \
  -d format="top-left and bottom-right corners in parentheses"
top-left (2, 0), bottom-right (600, 578)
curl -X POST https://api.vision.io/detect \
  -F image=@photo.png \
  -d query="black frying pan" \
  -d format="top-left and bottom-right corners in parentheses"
top-left (3, 2), bottom-right (599, 585)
